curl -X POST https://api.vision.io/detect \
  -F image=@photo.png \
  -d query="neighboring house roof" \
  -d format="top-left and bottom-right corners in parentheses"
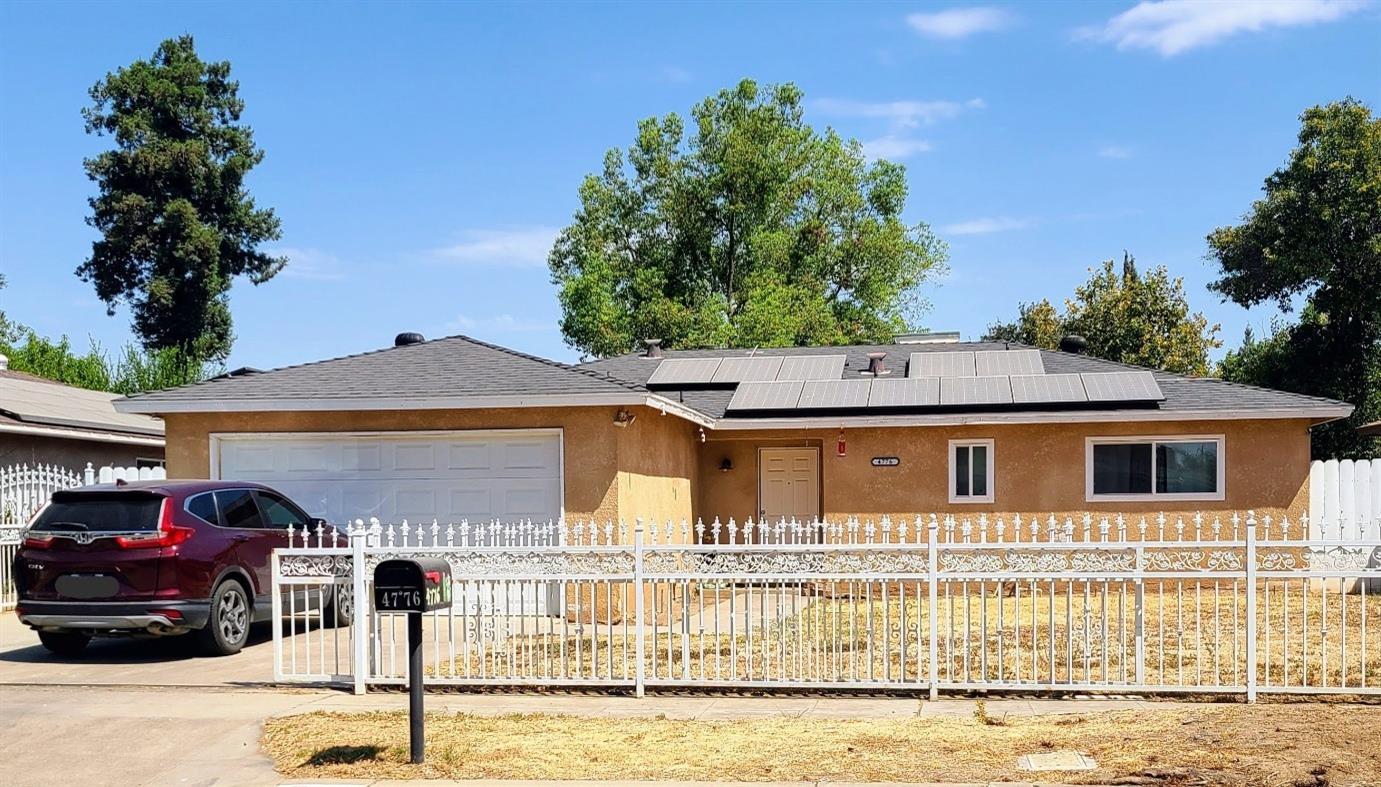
top-left (112, 335), bottom-right (1353, 429)
top-left (1360, 420), bottom-right (1381, 437)
top-left (0, 368), bottom-right (165, 447)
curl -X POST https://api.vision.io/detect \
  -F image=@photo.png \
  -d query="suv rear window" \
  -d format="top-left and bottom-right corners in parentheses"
top-left (30, 492), bottom-right (165, 532)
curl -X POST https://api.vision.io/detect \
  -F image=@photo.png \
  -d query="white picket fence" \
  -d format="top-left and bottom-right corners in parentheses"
top-left (0, 462), bottom-right (168, 610)
top-left (1310, 458), bottom-right (1381, 541)
top-left (273, 511), bottom-right (1381, 700)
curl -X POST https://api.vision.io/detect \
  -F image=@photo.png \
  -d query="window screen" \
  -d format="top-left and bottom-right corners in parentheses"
top-left (952, 442), bottom-right (991, 500)
top-left (1093, 443), bottom-right (1153, 494)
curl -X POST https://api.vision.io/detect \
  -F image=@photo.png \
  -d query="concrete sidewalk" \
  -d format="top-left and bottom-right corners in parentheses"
top-left (0, 682), bottom-right (1174, 786)
top-left (278, 781), bottom-right (1118, 787)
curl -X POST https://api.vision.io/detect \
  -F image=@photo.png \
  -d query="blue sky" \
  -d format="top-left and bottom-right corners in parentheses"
top-left (1, 1), bottom-right (1377, 370)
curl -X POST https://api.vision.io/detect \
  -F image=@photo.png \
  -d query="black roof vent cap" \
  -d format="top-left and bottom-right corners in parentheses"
top-left (643, 339), bottom-right (664, 359)
top-left (1059, 335), bottom-right (1089, 354)
top-left (395, 332), bottom-right (425, 347)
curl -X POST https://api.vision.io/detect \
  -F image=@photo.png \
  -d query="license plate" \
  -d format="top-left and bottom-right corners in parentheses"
top-left (55, 574), bottom-right (120, 600)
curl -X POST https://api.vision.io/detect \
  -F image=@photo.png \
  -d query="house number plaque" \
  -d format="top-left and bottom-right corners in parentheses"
top-left (871, 456), bottom-right (901, 467)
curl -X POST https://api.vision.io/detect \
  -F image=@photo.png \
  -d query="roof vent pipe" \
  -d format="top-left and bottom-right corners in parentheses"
top-left (395, 332), bottom-right (425, 347)
top-left (643, 339), bottom-right (664, 359)
top-left (865, 351), bottom-right (889, 376)
top-left (1059, 335), bottom-right (1089, 354)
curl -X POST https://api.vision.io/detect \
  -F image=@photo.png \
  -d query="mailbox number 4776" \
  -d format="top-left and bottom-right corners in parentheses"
top-left (379, 589), bottom-right (422, 609)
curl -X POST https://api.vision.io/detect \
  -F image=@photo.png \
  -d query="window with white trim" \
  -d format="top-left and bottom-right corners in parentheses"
top-left (949, 439), bottom-right (994, 504)
top-left (1086, 436), bottom-right (1224, 501)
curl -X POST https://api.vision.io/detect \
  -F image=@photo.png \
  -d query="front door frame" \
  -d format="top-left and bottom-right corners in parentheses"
top-left (756, 445), bottom-right (821, 523)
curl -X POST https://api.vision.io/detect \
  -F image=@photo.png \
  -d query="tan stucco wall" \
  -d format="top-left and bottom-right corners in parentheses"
top-left (696, 418), bottom-right (1314, 526)
top-left (162, 405), bottom-right (697, 526)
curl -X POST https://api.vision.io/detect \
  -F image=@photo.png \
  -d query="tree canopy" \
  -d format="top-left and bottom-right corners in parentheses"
top-left (0, 329), bottom-right (219, 396)
top-left (78, 35), bottom-right (284, 362)
top-left (549, 79), bottom-right (947, 357)
top-left (1209, 99), bottom-right (1380, 458)
top-left (984, 254), bottom-right (1221, 376)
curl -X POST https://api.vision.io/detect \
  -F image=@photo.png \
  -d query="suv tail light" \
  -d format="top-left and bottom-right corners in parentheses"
top-left (22, 533), bottom-right (54, 549)
top-left (115, 499), bottom-right (194, 549)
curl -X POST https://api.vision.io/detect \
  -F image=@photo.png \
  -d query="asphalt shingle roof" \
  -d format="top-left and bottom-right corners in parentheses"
top-left (118, 334), bottom-right (643, 407)
top-left (117, 335), bottom-right (1351, 423)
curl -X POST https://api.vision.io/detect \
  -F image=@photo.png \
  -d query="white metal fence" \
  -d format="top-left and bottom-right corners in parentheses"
top-left (273, 511), bottom-right (1381, 700)
top-left (1310, 458), bottom-right (1380, 540)
top-left (0, 462), bottom-right (168, 610)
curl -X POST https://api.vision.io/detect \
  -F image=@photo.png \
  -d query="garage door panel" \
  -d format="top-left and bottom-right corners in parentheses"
top-left (447, 442), bottom-right (492, 471)
top-left (501, 481), bottom-right (560, 520)
top-left (342, 444), bottom-right (382, 472)
top-left (501, 438), bottom-right (561, 471)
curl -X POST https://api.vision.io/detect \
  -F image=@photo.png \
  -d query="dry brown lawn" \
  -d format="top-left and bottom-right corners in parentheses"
top-left (264, 703), bottom-right (1381, 785)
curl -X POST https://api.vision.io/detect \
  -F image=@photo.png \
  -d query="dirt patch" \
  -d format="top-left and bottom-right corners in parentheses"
top-left (263, 703), bottom-right (1380, 785)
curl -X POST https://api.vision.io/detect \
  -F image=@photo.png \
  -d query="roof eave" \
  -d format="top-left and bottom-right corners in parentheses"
top-left (708, 404), bottom-right (1355, 430)
top-left (0, 420), bottom-right (167, 447)
top-left (115, 392), bottom-right (655, 415)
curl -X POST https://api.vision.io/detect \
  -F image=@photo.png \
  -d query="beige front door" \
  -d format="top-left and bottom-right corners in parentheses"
top-left (757, 447), bottom-right (820, 523)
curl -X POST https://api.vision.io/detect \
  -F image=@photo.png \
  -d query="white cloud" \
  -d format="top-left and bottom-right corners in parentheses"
top-left (813, 97), bottom-right (982, 127)
top-left (1097, 144), bottom-right (1135, 159)
top-left (433, 227), bottom-right (558, 267)
top-left (906, 6), bottom-right (1016, 39)
top-left (939, 216), bottom-right (1036, 236)
top-left (861, 135), bottom-right (934, 160)
top-left (445, 313), bottom-right (550, 334)
top-left (270, 247), bottom-right (346, 281)
top-left (1080, 0), bottom-right (1368, 56)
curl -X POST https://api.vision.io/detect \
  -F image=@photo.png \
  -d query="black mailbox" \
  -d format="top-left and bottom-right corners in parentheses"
top-left (373, 558), bottom-right (452, 613)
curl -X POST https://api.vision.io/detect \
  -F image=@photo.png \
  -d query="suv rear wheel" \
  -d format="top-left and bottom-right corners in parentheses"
top-left (199, 580), bottom-right (250, 656)
top-left (38, 630), bottom-right (91, 656)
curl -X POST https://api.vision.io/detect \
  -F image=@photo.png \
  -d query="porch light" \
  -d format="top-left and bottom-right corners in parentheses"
top-left (718, 457), bottom-right (734, 472)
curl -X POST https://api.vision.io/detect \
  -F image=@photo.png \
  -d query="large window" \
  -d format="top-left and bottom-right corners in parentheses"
top-left (1086, 436), bottom-right (1224, 501)
top-left (949, 439), bottom-right (994, 504)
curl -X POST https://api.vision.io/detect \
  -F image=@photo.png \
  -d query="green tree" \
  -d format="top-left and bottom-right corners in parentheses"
top-left (78, 35), bottom-right (284, 362)
top-left (985, 254), bottom-right (1221, 375)
top-left (1208, 99), bottom-right (1381, 458)
top-left (549, 79), bottom-right (947, 357)
top-left (0, 330), bottom-right (218, 395)
top-left (0, 274), bottom-right (26, 346)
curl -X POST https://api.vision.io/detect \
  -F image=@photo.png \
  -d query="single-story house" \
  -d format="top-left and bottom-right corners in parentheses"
top-left (113, 333), bottom-right (1352, 532)
top-left (0, 356), bottom-right (165, 470)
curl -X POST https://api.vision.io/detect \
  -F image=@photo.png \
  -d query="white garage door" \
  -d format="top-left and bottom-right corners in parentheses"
top-left (216, 430), bottom-right (565, 615)
top-left (214, 430), bottom-right (563, 532)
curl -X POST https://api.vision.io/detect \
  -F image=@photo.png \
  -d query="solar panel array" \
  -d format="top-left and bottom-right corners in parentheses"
top-left (797, 379), bottom-right (871, 409)
top-left (725, 371), bottom-right (1163, 413)
top-left (647, 354), bottom-right (846, 386)
top-left (711, 356), bottom-right (783, 383)
top-left (908, 351), bottom-right (976, 378)
top-left (1081, 371), bottom-right (1163, 402)
top-left (975, 349), bottom-right (1045, 376)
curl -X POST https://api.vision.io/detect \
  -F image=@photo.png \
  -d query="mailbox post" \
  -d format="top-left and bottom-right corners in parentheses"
top-left (373, 558), bottom-right (452, 764)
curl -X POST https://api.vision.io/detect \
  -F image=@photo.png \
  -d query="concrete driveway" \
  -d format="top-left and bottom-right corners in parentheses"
top-left (0, 612), bottom-right (281, 687)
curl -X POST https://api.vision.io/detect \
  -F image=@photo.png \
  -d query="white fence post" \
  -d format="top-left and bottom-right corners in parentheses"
top-left (633, 522), bottom-right (646, 699)
top-left (271, 550), bottom-right (284, 683)
top-left (352, 521), bottom-right (369, 695)
top-left (1134, 542), bottom-right (1145, 686)
top-left (1245, 511), bottom-right (1258, 703)
top-left (927, 517), bottom-right (939, 701)
top-left (83, 463), bottom-right (95, 486)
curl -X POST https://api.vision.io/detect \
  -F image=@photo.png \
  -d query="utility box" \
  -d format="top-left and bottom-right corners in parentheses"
top-left (373, 558), bottom-right (452, 613)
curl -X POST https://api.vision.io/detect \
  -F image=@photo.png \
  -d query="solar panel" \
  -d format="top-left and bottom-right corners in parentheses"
top-left (975, 349), bottom-right (1045, 376)
top-left (868, 377), bottom-right (940, 408)
top-left (645, 357), bottom-right (724, 386)
top-left (796, 379), bottom-right (872, 409)
top-left (909, 351), bottom-right (976, 378)
top-left (775, 355), bottom-right (846, 381)
top-left (726, 380), bottom-right (805, 411)
top-left (1080, 371), bottom-right (1164, 402)
top-left (940, 375), bottom-right (1013, 406)
top-left (1010, 373), bottom-right (1087, 404)
top-left (710, 356), bottom-right (784, 383)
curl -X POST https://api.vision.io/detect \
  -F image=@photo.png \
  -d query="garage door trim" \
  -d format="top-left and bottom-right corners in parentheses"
top-left (208, 428), bottom-right (566, 521)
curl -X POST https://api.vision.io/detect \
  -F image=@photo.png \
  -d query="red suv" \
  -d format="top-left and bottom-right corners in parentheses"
top-left (12, 480), bottom-right (344, 656)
